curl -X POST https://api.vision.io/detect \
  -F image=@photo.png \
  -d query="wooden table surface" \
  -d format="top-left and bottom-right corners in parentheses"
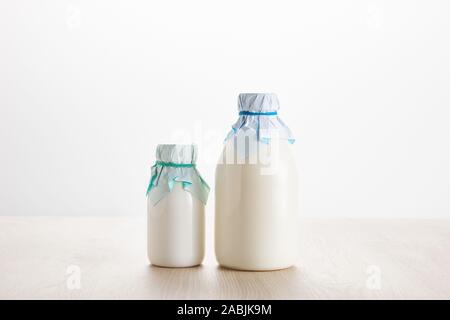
top-left (0, 217), bottom-right (448, 299)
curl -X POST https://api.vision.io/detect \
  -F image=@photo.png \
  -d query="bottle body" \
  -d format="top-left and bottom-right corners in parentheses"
top-left (215, 141), bottom-right (299, 271)
top-left (148, 183), bottom-right (205, 267)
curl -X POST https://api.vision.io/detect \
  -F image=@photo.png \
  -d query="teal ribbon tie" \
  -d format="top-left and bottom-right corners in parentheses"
top-left (146, 161), bottom-right (209, 205)
top-left (155, 161), bottom-right (195, 168)
top-left (225, 110), bottom-right (295, 145)
top-left (239, 111), bottom-right (278, 116)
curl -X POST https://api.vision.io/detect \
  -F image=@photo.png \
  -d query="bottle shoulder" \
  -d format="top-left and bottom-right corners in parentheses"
top-left (216, 140), bottom-right (297, 167)
top-left (215, 141), bottom-right (298, 185)
top-left (147, 183), bottom-right (205, 212)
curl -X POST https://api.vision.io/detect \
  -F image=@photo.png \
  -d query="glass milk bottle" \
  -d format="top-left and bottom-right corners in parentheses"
top-left (147, 144), bottom-right (210, 267)
top-left (215, 93), bottom-right (298, 271)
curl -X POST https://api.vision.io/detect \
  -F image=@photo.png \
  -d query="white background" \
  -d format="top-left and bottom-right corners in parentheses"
top-left (1, 0), bottom-right (449, 218)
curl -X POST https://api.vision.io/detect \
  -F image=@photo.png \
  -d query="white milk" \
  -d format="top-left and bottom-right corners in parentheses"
top-left (215, 93), bottom-right (298, 271)
top-left (148, 184), bottom-right (205, 267)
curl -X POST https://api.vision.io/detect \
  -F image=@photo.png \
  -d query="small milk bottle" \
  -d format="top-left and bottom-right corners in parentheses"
top-left (146, 144), bottom-right (210, 267)
top-left (215, 93), bottom-right (298, 271)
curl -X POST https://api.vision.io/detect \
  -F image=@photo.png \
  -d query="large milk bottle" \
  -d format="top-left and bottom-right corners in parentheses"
top-left (215, 93), bottom-right (298, 271)
top-left (147, 144), bottom-right (210, 267)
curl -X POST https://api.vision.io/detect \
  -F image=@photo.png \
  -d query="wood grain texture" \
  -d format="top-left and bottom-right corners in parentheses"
top-left (0, 217), bottom-right (448, 299)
